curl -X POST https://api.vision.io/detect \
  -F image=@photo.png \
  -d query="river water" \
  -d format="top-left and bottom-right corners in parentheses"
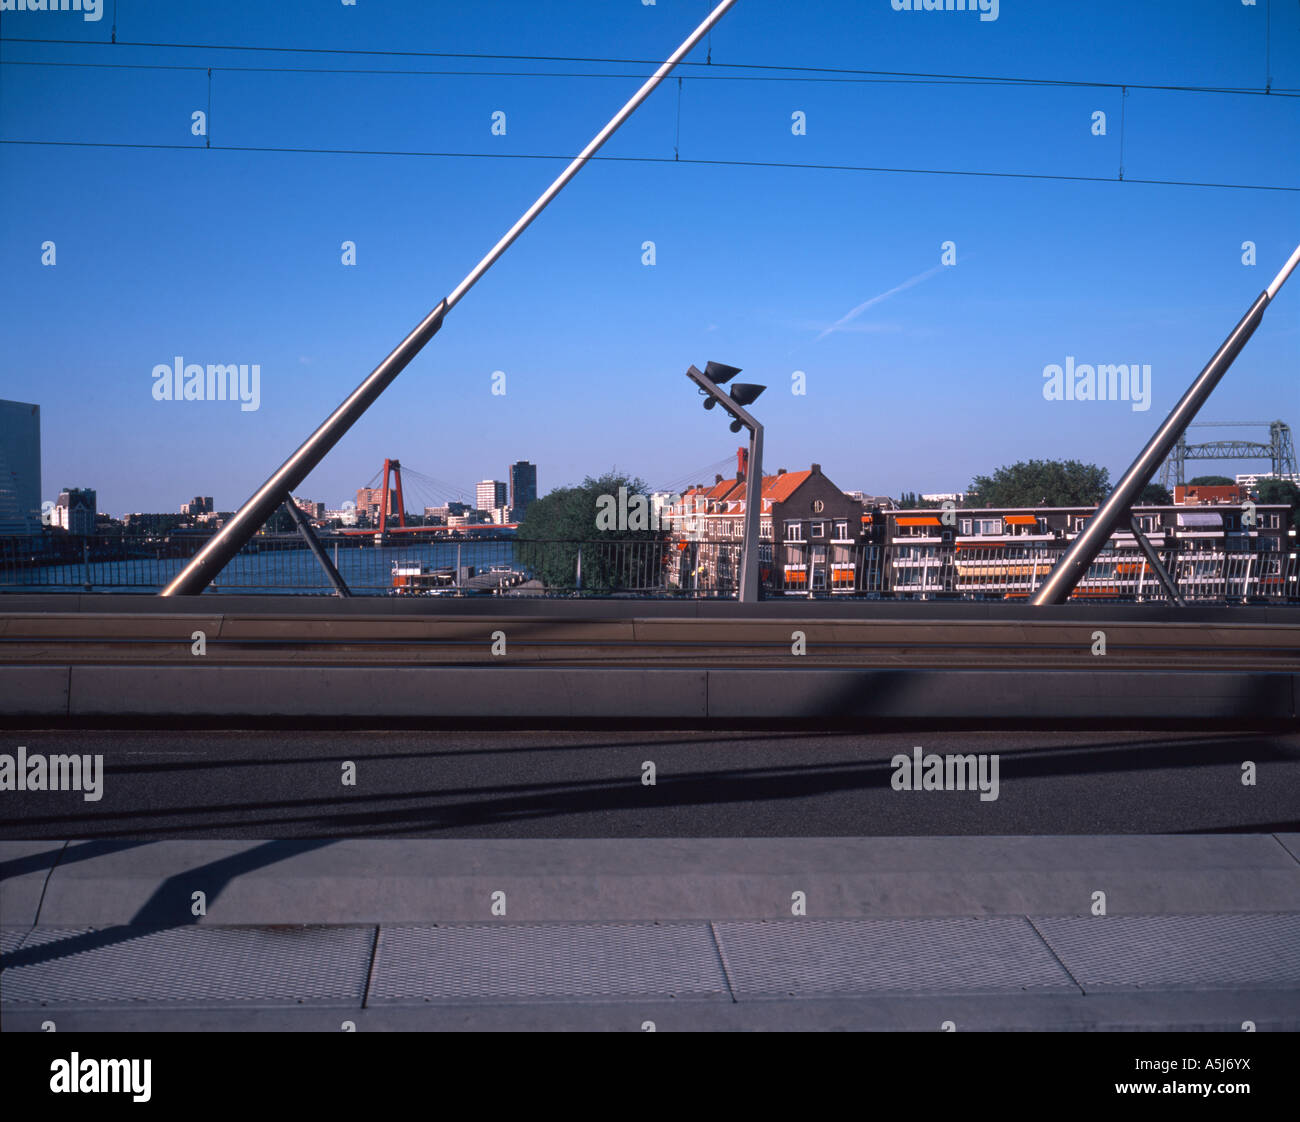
top-left (9, 539), bottom-right (520, 595)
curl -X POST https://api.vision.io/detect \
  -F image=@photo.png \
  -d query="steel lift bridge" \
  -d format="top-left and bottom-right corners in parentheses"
top-left (1159, 421), bottom-right (1298, 490)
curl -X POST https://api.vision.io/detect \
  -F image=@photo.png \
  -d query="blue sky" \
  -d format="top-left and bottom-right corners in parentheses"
top-left (2, 0), bottom-right (1297, 516)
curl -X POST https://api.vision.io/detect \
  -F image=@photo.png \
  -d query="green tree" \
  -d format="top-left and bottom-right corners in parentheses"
top-left (1254, 478), bottom-right (1300, 531)
top-left (1138, 482), bottom-right (1173, 505)
top-left (897, 491), bottom-right (943, 509)
top-left (261, 506), bottom-right (296, 534)
top-left (1188, 475), bottom-right (1234, 486)
top-left (967, 460), bottom-right (1110, 508)
top-left (515, 471), bottom-right (669, 594)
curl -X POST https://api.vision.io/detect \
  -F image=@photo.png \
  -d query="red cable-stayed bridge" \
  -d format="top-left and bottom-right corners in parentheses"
top-left (332, 458), bottom-right (517, 537)
top-left (325, 450), bottom-right (744, 539)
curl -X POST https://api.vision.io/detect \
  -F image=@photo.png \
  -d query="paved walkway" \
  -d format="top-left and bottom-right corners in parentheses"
top-left (4, 836), bottom-right (1298, 1030)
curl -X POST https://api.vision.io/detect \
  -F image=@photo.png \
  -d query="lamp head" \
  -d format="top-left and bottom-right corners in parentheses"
top-left (704, 361), bottom-right (742, 386)
top-left (728, 383), bottom-right (766, 407)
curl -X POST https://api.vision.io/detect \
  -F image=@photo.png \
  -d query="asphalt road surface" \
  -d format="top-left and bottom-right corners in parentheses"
top-left (1, 726), bottom-right (1296, 838)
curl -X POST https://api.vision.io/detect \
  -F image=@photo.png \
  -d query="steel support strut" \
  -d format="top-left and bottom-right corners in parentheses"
top-left (283, 498), bottom-right (351, 598)
top-left (1031, 243), bottom-right (1300, 606)
top-left (160, 0), bottom-right (742, 596)
top-left (1125, 515), bottom-right (1184, 606)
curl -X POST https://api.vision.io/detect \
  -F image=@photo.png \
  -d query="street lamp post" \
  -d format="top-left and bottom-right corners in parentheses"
top-left (686, 362), bottom-right (766, 603)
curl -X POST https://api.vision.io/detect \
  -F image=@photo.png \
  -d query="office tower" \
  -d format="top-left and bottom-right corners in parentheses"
top-left (0, 400), bottom-right (41, 534)
top-left (476, 480), bottom-right (507, 514)
top-left (509, 461), bottom-right (537, 521)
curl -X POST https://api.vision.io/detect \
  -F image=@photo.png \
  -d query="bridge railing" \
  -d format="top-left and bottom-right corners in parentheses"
top-left (900, 543), bottom-right (1298, 601)
top-left (0, 533), bottom-right (1295, 601)
top-left (0, 534), bottom-right (729, 597)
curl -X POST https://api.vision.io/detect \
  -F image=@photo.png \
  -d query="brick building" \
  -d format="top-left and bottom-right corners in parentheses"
top-left (664, 451), bottom-right (867, 592)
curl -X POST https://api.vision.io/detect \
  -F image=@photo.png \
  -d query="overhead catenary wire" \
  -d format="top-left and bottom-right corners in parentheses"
top-left (6, 29), bottom-right (1295, 194)
top-left (2, 39), bottom-right (1296, 96)
top-left (3, 137), bottom-right (1294, 193)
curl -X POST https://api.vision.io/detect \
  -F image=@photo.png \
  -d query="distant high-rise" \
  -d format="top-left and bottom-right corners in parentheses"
top-left (477, 480), bottom-right (508, 515)
top-left (0, 400), bottom-right (41, 534)
top-left (509, 461), bottom-right (537, 521)
top-left (55, 488), bottom-right (97, 535)
top-left (356, 486), bottom-right (398, 523)
top-left (425, 501), bottom-right (471, 524)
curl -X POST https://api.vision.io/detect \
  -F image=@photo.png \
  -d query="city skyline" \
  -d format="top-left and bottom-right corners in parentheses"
top-left (9, 403), bottom-right (1300, 524)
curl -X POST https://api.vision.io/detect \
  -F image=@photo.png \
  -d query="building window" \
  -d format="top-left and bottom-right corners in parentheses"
top-left (959, 519), bottom-right (972, 535)
top-left (811, 521), bottom-right (826, 538)
top-left (785, 521), bottom-right (804, 542)
top-left (833, 521), bottom-right (849, 540)
top-left (976, 519), bottom-right (1002, 535)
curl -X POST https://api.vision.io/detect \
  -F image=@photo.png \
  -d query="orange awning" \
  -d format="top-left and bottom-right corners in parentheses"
top-left (1005, 515), bottom-right (1038, 526)
top-left (897, 516), bottom-right (942, 527)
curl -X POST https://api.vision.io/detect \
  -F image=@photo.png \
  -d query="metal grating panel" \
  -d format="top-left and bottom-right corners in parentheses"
top-left (370, 922), bottom-right (729, 1004)
top-left (1, 927), bottom-right (30, 955)
top-left (0, 926), bottom-right (374, 1008)
top-left (1033, 913), bottom-right (1300, 991)
top-left (715, 918), bottom-right (1077, 997)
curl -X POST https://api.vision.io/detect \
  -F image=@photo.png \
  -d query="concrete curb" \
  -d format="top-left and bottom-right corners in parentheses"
top-left (4, 990), bottom-right (1297, 1032)
top-left (1, 665), bottom-right (1294, 720)
top-left (5, 592), bottom-right (1299, 622)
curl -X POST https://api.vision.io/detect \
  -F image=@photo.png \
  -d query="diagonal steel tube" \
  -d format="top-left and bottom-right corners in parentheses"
top-left (1031, 242), bottom-right (1300, 606)
top-left (283, 497), bottom-right (351, 597)
top-left (1125, 514), bottom-right (1184, 606)
top-left (161, 0), bottom-right (741, 596)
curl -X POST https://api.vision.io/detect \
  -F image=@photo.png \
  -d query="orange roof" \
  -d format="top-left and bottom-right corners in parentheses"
top-left (704, 478), bottom-right (740, 501)
top-left (708, 469), bottom-right (814, 508)
top-left (763, 470), bottom-right (814, 503)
